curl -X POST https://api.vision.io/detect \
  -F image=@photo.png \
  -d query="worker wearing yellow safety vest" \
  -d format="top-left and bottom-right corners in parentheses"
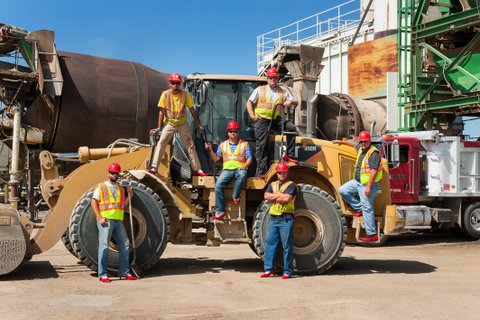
top-left (148, 72), bottom-right (207, 177)
top-left (205, 120), bottom-right (253, 220)
top-left (333, 131), bottom-right (383, 242)
top-left (91, 162), bottom-right (137, 283)
top-left (260, 162), bottom-right (297, 279)
top-left (246, 68), bottom-right (299, 179)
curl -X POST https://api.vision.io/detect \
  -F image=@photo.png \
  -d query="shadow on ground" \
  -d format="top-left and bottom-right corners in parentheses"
top-left (328, 256), bottom-right (437, 275)
top-left (147, 256), bottom-right (262, 277)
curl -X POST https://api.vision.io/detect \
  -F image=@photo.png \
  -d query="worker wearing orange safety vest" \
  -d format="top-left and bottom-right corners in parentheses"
top-left (246, 68), bottom-right (299, 178)
top-left (333, 131), bottom-right (383, 242)
top-left (148, 72), bottom-right (207, 177)
top-left (205, 120), bottom-right (253, 220)
top-left (91, 162), bottom-right (137, 283)
top-left (260, 162), bottom-right (297, 279)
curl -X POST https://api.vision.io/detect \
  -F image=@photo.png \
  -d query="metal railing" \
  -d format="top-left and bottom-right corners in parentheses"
top-left (257, 0), bottom-right (362, 69)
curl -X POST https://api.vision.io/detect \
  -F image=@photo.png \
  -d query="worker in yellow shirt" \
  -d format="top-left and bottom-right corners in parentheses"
top-left (149, 72), bottom-right (207, 177)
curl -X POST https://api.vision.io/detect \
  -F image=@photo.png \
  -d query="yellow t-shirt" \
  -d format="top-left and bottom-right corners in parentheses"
top-left (158, 90), bottom-right (194, 127)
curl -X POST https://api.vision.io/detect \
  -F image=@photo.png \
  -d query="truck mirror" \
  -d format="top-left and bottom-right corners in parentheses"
top-left (391, 139), bottom-right (400, 163)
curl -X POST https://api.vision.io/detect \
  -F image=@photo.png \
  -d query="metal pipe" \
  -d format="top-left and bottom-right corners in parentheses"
top-left (8, 104), bottom-right (22, 207)
top-left (307, 94), bottom-right (319, 137)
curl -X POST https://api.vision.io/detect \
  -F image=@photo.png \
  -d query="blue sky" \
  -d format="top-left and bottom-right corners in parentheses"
top-left (3, 0), bottom-right (345, 75)
top-left (3, 0), bottom-right (479, 137)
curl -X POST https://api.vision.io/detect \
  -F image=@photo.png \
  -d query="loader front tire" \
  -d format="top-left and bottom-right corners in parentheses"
top-left (253, 184), bottom-right (346, 275)
top-left (69, 180), bottom-right (169, 274)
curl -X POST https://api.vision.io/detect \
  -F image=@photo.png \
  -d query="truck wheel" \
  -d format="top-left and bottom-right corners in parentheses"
top-left (253, 184), bottom-right (346, 275)
top-left (61, 229), bottom-right (78, 258)
top-left (462, 202), bottom-right (480, 239)
top-left (69, 180), bottom-right (169, 274)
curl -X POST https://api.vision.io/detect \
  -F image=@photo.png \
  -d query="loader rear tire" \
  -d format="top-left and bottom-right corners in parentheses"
top-left (461, 202), bottom-right (480, 239)
top-left (69, 180), bottom-right (169, 274)
top-left (253, 184), bottom-right (346, 275)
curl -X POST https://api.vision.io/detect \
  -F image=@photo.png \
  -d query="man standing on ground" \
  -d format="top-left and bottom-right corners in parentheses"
top-left (205, 120), bottom-right (253, 220)
top-left (91, 162), bottom-right (137, 283)
top-left (246, 68), bottom-right (298, 179)
top-left (333, 131), bottom-right (383, 242)
top-left (149, 72), bottom-right (207, 177)
top-left (260, 162), bottom-right (296, 279)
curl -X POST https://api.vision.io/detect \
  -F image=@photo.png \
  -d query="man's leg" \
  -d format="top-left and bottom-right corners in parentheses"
top-left (339, 179), bottom-right (362, 212)
top-left (97, 220), bottom-right (113, 278)
top-left (264, 219), bottom-right (280, 272)
top-left (177, 123), bottom-right (202, 172)
top-left (358, 182), bottom-right (380, 236)
top-left (111, 220), bottom-right (131, 276)
top-left (254, 118), bottom-right (271, 175)
top-left (214, 170), bottom-right (235, 213)
top-left (151, 124), bottom-right (176, 169)
top-left (279, 218), bottom-right (294, 276)
top-left (232, 169), bottom-right (248, 201)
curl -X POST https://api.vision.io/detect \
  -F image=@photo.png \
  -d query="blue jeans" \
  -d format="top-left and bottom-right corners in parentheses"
top-left (215, 169), bottom-right (248, 213)
top-left (264, 216), bottom-right (294, 276)
top-left (97, 219), bottom-right (130, 278)
top-left (339, 179), bottom-right (379, 236)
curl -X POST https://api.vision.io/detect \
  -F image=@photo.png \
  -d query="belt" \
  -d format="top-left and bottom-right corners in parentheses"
top-left (270, 213), bottom-right (294, 220)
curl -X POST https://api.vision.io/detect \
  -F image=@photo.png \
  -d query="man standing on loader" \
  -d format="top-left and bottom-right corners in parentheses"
top-left (246, 68), bottom-right (298, 179)
top-left (261, 162), bottom-right (296, 279)
top-left (148, 72), bottom-right (207, 176)
top-left (91, 162), bottom-right (137, 283)
top-left (205, 120), bottom-right (253, 220)
top-left (333, 131), bottom-right (382, 242)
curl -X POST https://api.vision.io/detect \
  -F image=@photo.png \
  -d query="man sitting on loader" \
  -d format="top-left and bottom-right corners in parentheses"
top-left (205, 120), bottom-right (253, 220)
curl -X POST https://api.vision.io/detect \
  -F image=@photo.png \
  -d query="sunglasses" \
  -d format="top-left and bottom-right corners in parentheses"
top-left (277, 172), bottom-right (288, 175)
top-left (228, 130), bottom-right (239, 134)
top-left (267, 77), bottom-right (279, 80)
top-left (359, 140), bottom-right (369, 143)
top-left (170, 81), bottom-right (181, 85)
top-left (108, 171), bottom-right (120, 176)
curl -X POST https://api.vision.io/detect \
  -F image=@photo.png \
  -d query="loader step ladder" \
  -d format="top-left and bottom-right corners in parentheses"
top-left (212, 190), bottom-right (250, 243)
top-left (351, 215), bottom-right (382, 244)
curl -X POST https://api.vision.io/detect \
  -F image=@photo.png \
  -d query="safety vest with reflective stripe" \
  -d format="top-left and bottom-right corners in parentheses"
top-left (255, 85), bottom-right (286, 120)
top-left (220, 139), bottom-right (248, 170)
top-left (355, 145), bottom-right (383, 185)
top-left (163, 89), bottom-right (188, 126)
top-left (269, 181), bottom-right (296, 215)
top-left (97, 182), bottom-right (125, 220)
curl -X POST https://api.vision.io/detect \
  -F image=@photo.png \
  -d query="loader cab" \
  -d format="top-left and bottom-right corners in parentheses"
top-left (167, 74), bottom-right (267, 180)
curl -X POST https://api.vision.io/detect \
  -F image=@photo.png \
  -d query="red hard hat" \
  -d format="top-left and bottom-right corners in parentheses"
top-left (168, 72), bottom-right (182, 83)
top-left (266, 68), bottom-right (279, 77)
top-left (276, 162), bottom-right (289, 173)
top-left (227, 120), bottom-right (240, 131)
top-left (358, 131), bottom-right (371, 142)
top-left (108, 162), bottom-right (121, 173)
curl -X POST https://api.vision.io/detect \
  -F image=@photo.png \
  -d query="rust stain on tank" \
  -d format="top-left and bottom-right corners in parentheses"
top-left (348, 34), bottom-right (398, 99)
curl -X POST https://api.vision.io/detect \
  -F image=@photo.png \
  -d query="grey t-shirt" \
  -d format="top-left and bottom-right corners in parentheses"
top-left (354, 145), bottom-right (381, 183)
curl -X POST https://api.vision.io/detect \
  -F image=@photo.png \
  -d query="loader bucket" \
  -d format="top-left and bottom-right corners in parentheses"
top-left (0, 205), bottom-right (28, 275)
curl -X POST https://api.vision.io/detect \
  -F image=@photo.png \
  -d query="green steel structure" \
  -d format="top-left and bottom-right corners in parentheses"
top-left (398, 0), bottom-right (480, 132)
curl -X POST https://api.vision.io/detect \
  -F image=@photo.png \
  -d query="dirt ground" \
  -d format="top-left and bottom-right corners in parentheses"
top-left (1, 232), bottom-right (479, 320)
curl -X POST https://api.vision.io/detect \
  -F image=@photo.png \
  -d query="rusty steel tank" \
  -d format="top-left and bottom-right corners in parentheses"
top-left (25, 51), bottom-right (170, 152)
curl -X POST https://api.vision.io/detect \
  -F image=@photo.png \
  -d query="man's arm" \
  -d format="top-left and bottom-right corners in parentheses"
top-left (157, 109), bottom-right (165, 130)
top-left (240, 157), bottom-right (253, 171)
top-left (364, 169), bottom-right (379, 197)
top-left (246, 100), bottom-right (257, 122)
top-left (205, 143), bottom-right (220, 162)
top-left (91, 198), bottom-right (108, 226)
